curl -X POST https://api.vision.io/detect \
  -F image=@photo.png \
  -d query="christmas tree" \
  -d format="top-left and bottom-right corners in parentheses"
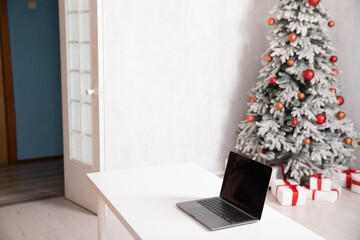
top-left (234, 0), bottom-right (359, 183)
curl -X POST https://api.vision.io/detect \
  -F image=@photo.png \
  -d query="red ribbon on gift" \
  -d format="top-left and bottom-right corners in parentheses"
top-left (304, 185), bottom-right (317, 200)
top-left (270, 164), bottom-right (299, 206)
top-left (310, 174), bottom-right (323, 190)
top-left (275, 179), bottom-right (299, 206)
top-left (305, 185), bottom-right (340, 200)
top-left (310, 174), bottom-right (330, 190)
top-left (342, 169), bottom-right (359, 188)
top-left (352, 179), bottom-right (360, 186)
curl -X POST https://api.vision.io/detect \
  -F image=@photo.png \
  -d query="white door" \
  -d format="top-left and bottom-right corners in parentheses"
top-left (59, 0), bottom-right (103, 213)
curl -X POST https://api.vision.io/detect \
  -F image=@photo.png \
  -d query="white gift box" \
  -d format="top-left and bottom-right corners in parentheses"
top-left (304, 186), bottom-right (341, 203)
top-left (351, 174), bottom-right (360, 195)
top-left (309, 174), bottom-right (331, 192)
top-left (340, 169), bottom-right (360, 188)
top-left (271, 179), bottom-right (306, 206)
top-left (269, 165), bottom-right (285, 187)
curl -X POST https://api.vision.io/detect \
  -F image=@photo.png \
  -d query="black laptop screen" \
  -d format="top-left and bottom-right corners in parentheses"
top-left (220, 152), bottom-right (272, 220)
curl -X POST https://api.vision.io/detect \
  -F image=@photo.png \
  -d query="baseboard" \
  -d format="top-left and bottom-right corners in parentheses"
top-left (15, 155), bottom-right (64, 164)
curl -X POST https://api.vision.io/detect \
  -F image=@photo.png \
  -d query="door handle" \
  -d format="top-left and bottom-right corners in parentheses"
top-left (86, 88), bottom-right (95, 96)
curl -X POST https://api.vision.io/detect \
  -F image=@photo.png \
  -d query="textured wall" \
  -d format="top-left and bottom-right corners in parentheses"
top-left (103, 0), bottom-right (360, 172)
top-left (7, 0), bottom-right (63, 160)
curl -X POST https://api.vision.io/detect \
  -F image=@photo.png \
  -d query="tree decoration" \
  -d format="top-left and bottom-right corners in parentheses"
top-left (337, 96), bottom-right (345, 105)
top-left (287, 58), bottom-right (294, 66)
top-left (332, 68), bottom-right (339, 75)
top-left (266, 54), bottom-right (273, 62)
top-left (276, 102), bottom-right (284, 110)
top-left (288, 33), bottom-right (297, 42)
top-left (298, 92), bottom-right (306, 100)
top-left (252, 95), bottom-right (258, 102)
top-left (268, 17), bottom-right (275, 25)
top-left (269, 77), bottom-right (277, 85)
top-left (262, 148), bottom-right (267, 154)
top-left (328, 20), bottom-right (335, 28)
top-left (248, 96), bottom-right (252, 101)
top-left (337, 111), bottom-right (346, 120)
top-left (308, 0), bottom-right (320, 7)
top-left (330, 55), bottom-right (338, 63)
top-left (304, 69), bottom-right (314, 80)
top-left (344, 137), bottom-right (353, 145)
top-left (235, 0), bottom-right (359, 185)
top-left (246, 115), bottom-right (254, 122)
top-left (316, 114), bottom-right (326, 124)
top-left (291, 118), bottom-right (298, 126)
top-left (304, 138), bottom-right (311, 145)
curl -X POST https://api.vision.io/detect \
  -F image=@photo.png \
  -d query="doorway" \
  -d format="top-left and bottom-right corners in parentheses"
top-left (0, 0), bottom-right (64, 205)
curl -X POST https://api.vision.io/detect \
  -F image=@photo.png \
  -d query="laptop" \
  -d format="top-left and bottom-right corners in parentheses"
top-left (176, 151), bottom-right (272, 231)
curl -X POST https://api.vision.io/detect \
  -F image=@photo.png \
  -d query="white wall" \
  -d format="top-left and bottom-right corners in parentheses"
top-left (103, 0), bottom-right (360, 172)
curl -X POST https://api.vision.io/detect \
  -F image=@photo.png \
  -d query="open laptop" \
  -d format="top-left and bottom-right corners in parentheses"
top-left (176, 151), bottom-right (272, 231)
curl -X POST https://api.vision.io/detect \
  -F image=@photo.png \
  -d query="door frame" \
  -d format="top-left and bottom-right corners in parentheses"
top-left (0, 0), bottom-right (17, 164)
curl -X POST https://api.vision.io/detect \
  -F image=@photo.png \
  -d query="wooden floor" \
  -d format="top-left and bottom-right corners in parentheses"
top-left (0, 159), bottom-right (64, 206)
top-left (0, 197), bottom-right (134, 240)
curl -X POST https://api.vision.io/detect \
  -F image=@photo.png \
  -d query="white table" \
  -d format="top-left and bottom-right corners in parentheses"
top-left (87, 163), bottom-right (324, 240)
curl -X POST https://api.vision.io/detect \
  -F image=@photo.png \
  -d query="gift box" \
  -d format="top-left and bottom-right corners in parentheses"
top-left (269, 165), bottom-right (285, 187)
top-left (309, 174), bottom-right (331, 192)
top-left (351, 174), bottom-right (360, 195)
top-left (340, 169), bottom-right (360, 188)
top-left (271, 179), bottom-right (306, 206)
top-left (304, 185), bottom-right (341, 203)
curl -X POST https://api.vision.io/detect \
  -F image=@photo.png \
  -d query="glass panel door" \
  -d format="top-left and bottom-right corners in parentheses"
top-left (66, 0), bottom-right (92, 166)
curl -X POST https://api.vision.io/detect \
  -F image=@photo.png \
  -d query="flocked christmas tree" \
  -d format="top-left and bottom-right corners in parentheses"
top-left (235, 0), bottom-right (359, 184)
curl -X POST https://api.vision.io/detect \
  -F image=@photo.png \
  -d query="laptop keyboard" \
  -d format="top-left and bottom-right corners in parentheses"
top-left (197, 198), bottom-right (252, 224)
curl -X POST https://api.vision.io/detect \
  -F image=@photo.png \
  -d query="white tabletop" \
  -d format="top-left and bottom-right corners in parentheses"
top-left (87, 163), bottom-right (324, 240)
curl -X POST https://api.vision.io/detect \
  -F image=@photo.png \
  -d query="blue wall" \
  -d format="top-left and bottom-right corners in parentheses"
top-left (7, 0), bottom-right (63, 160)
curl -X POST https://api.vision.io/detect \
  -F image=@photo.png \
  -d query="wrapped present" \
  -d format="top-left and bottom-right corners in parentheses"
top-left (304, 185), bottom-right (341, 203)
top-left (340, 169), bottom-right (360, 188)
top-left (271, 179), bottom-right (306, 206)
top-left (309, 174), bottom-right (331, 192)
top-left (351, 174), bottom-right (360, 195)
top-left (269, 164), bottom-right (285, 187)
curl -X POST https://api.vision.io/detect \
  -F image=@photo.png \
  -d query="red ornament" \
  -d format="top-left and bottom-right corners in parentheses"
top-left (337, 96), bottom-right (344, 105)
top-left (330, 88), bottom-right (336, 94)
top-left (330, 55), bottom-right (338, 63)
top-left (248, 96), bottom-right (252, 101)
top-left (332, 68), bottom-right (339, 75)
top-left (269, 77), bottom-right (277, 85)
top-left (309, 0), bottom-right (320, 6)
top-left (266, 54), bottom-right (273, 62)
top-left (344, 137), bottom-right (353, 145)
top-left (298, 92), bottom-right (306, 100)
top-left (316, 114), bottom-right (326, 124)
top-left (252, 95), bottom-right (258, 102)
top-left (304, 69), bottom-right (314, 80)
top-left (276, 102), bottom-right (284, 110)
top-left (337, 111), bottom-right (346, 120)
top-left (304, 138), bottom-right (311, 145)
top-left (246, 115), bottom-right (254, 123)
top-left (328, 20), bottom-right (335, 28)
top-left (268, 17), bottom-right (275, 25)
top-left (262, 148), bottom-right (267, 154)
top-left (287, 58), bottom-right (294, 66)
top-left (291, 118), bottom-right (298, 126)
top-left (288, 33), bottom-right (297, 42)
